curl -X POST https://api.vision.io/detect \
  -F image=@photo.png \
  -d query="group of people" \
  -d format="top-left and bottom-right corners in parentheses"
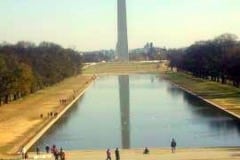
top-left (39, 112), bottom-right (58, 119)
top-left (106, 148), bottom-right (120, 160)
top-left (59, 98), bottom-right (68, 105)
top-left (33, 145), bottom-right (65, 160)
top-left (143, 138), bottom-right (177, 154)
top-left (50, 145), bottom-right (65, 160)
top-left (106, 138), bottom-right (177, 160)
top-left (21, 139), bottom-right (176, 160)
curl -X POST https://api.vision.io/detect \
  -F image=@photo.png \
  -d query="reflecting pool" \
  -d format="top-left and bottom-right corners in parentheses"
top-left (32, 74), bottom-right (240, 150)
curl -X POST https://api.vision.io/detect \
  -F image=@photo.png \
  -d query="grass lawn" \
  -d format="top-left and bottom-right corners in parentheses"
top-left (82, 61), bottom-right (167, 74)
top-left (0, 75), bottom-right (93, 156)
top-left (164, 71), bottom-right (240, 115)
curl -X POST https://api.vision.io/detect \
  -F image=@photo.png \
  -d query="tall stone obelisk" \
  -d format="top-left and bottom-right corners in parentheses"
top-left (116, 0), bottom-right (129, 61)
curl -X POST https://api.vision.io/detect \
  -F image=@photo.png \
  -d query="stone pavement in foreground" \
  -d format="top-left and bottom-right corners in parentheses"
top-left (27, 148), bottom-right (240, 160)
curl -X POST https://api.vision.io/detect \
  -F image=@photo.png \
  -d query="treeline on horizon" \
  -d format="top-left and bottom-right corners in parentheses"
top-left (0, 41), bottom-right (82, 105)
top-left (167, 33), bottom-right (240, 87)
top-left (81, 45), bottom-right (167, 62)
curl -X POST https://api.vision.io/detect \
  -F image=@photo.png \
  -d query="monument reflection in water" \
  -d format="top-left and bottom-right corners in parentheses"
top-left (118, 75), bottom-right (130, 149)
top-left (31, 74), bottom-right (240, 150)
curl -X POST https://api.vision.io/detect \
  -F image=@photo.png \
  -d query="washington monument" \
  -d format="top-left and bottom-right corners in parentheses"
top-left (116, 0), bottom-right (129, 61)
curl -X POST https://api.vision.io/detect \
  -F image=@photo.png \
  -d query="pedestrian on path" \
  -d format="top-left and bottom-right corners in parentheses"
top-left (45, 145), bottom-right (50, 153)
top-left (143, 147), bottom-right (149, 154)
top-left (36, 146), bottom-right (40, 155)
top-left (59, 147), bottom-right (65, 160)
top-left (115, 148), bottom-right (120, 160)
top-left (171, 138), bottom-right (177, 153)
top-left (106, 149), bottom-right (111, 160)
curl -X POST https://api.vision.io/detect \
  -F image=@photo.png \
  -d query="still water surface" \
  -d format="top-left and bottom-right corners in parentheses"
top-left (33, 74), bottom-right (240, 150)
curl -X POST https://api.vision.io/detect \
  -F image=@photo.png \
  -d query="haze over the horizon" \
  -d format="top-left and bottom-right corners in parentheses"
top-left (0, 0), bottom-right (239, 51)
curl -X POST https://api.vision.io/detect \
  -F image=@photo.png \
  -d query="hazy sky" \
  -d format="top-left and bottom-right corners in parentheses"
top-left (0, 0), bottom-right (239, 51)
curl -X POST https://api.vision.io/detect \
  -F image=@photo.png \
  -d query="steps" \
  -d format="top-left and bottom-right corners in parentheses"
top-left (28, 153), bottom-right (53, 160)
top-left (26, 148), bottom-right (239, 160)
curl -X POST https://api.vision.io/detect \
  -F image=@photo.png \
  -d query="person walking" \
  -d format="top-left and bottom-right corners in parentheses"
top-left (106, 149), bottom-right (111, 160)
top-left (171, 138), bottom-right (177, 153)
top-left (45, 145), bottom-right (50, 153)
top-left (59, 147), bottom-right (65, 160)
top-left (36, 146), bottom-right (40, 155)
top-left (51, 145), bottom-right (59, 160)
top-left (143, 147), bottom-right (149, 154)
top-left (115, 148), bottom-right (120, 160)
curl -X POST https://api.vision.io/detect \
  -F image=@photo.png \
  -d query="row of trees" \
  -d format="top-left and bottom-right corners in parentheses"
top-left (167, 33), bottom-right (240, 87)
top-left (0, 41), bottom-right (82, 105)
top-left (81, 50), bottom-right (115, 62)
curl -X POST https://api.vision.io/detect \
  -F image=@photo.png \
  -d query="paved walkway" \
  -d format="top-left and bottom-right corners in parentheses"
top-left (28, 153), bottom-right (53, 160)
top-left (27, 148), bottom-right (240, 160)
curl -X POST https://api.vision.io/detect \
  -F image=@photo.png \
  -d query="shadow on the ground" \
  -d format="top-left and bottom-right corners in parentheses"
top-left (225, 147), bottom-right (240, 151)
top-left (232, 153), bottom-right (240, 157)
top-left (226, 147), bottom-right (240, 157)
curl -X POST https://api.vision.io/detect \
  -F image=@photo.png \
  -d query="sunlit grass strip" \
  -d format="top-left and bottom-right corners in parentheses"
top-left (164, 71), bottom-right (240, 116)
top-left (82, 62), bottom-right (167, 74)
